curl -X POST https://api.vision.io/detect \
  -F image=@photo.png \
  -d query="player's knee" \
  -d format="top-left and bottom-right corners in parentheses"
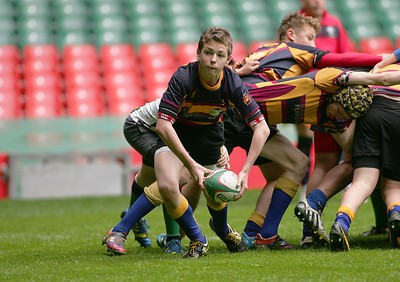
top-left (144, 182), bottom-right (163, 206)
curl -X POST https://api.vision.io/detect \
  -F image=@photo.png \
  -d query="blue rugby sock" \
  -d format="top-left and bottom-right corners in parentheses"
top-left (307, 188), bottom-right (327, 212)
top-left (388, 204), bottom-right (400, 218)
top-left (244, 220), bottom-right (261, 237)
top-left (259, 189), bottom-right (292, 238)
top-left (113, 194), bottom-right (155, 234)
top-left (174, 204), bottom-right (205, 243)
top-left (207, 204), bottom-right (228, 238)
top-left (336, 213), bottom-right (351, 233)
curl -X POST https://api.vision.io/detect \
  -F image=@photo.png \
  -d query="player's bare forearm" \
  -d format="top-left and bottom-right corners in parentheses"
top-left (349, 71), bottom-right (400, 86)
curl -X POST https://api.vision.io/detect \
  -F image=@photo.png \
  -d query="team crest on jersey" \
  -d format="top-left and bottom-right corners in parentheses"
top-left (242, 92), bottom-right (251, 105)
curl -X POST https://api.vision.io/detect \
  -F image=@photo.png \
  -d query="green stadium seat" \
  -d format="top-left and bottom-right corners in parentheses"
top-left (18, 30), bottom-right (54, 48)
top-left (168, 27), bottom-right (202, 47)
top-left (371, 0), bottom-right (400, 40)
top-left (240, 15), bottom-right (276, 45)
top-left (52, 0), bottom-right (88, 18)
top-left (130, 28), bottom-right (167, 47)
top-left (0, 17), bottom-right (17, 45)
top-left (266, 0), bottom-right (300, 29)
top-left (93, 29), bottom-right (130, 47)
top-left (0, 1), bottom-right (16, 18)
top-left (197, 0), bottom-right (242, 41)
top-left (56, 30), bottom-right (91, 49)
top-left (56, 16), bottom-right (90, 32)
top-left (18, 17), bottom-right (51, 35)
top-left (124, 0), bottom-right (159, 17)
top-left (16, 0), bottom-right (53, 18)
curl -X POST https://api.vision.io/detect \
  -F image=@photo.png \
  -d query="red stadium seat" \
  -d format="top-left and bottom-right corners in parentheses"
top-left (63, 44), bottom-right (97, 61)
top-left (139, 43), bottom-right (174, 58)
top-left (0, 45), bottom-right (19, 63)
top-left (67, 99), bottom-right (105, 118)
top-left (25, 90), bottom-right (62, 119)
top-left (175, 42), bottom-right (198, 66)
top-left (100, 44), bottom-right (135, 62)
top-left (24, 73), bottom-right (61, 92)
top-left (232, 41), bottom-right (248, 62)
top-left (63, 57), bottom-right (99, 75)
top-left (143, 68), bottom-right (173, 87)
top-left (64, 72), bottom-right (101, 89)
top-left (146, 84), bottom-right (167, 102)
top-left (23, 58), bottom-right (60, 74)
top-left (0, 73), bottom-right (21, 92)
top-left (248, 40), bottom-right (274, 53)
top-left (359, 37), bottom-right (394, 54)
top-left (23, 45), bottom-right (59, 61)
top-left (108, 96), bottom-right (145, 116)
top-left (0, 88), bottom-right (21, 119)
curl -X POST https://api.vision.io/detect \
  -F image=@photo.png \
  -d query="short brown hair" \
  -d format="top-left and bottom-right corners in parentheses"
top-left (278, 12), bottom-right (321, 41)
top-left (197, 27), bottom-right (233, 57)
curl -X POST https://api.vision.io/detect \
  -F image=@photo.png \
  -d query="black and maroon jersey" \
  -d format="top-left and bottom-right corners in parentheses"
top-left (158, 61), bottom-right (263, 127)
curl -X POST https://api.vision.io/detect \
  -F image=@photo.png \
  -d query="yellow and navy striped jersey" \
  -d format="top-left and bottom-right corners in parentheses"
top-left (237, 42), bottom-right (327, 85)
top-left (250, 68), bottom-right (348, 131)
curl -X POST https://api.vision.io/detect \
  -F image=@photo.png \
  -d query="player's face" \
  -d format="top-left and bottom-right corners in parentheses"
top-left (301, 0), bottom-right (326, 18)
top-left (198, 40), bottom-right (232, 84)
top-left (326, 102), bottom-right (351, 121)
top-left (291, 24), bottom-right (317, 47)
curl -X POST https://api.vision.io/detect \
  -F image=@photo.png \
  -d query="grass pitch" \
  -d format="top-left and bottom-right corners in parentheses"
top-left (1, 189), bottom-right (399, 281)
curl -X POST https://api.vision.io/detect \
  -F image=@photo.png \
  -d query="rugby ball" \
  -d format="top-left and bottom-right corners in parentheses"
top-left (204, 169), bottom-right (240, 203)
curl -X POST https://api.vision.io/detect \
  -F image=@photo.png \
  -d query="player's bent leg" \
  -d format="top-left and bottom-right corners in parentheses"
top-left (206, 199), bottom-right (246, 253)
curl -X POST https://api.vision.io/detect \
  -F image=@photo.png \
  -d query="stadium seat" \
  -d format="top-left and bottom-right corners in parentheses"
top-left (239, 14), bottom-right (276, 44)
top-left (0, 88), bottom-right (21, 119)
top-left (0, 45), bottom-right (19, 62)
top-left (63, 44), bottom-right (97, 60)
top-left (359, 37), bottom-right (394, 54)
top-left (23, 44), bottom-right (59, 61)
top-left (66, 86), bottom-right (105, 118)
top-left (232, 41), bottom-right (248, 62)
top-left (0, 45), bottom-right (20, 77)
top-left (175, 42), bottom-right (198, 67)
top-left (146, 84), bottom-right (168, 102)
top-left (67, 100), bottom-right (105, 118)
top-left (25, 88), bottom-right (62, 119)
top-left (100, 44), bottom-right (135, 62)
top-left (139, 44), bottom-right (176, 72)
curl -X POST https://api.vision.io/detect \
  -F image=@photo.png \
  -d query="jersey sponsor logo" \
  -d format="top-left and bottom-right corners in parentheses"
top-left (179, 107), bottom-right (224, 123)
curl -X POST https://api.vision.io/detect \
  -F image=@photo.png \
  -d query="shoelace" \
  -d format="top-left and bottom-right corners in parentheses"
top-left (186, 241), bottom-right (198, 255)
top-left (226, 230), bottom-right (242, 244)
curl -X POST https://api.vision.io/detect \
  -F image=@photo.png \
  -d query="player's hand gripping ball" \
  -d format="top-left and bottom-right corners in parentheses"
top-left (204, 169), bottom-right (240, 203)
